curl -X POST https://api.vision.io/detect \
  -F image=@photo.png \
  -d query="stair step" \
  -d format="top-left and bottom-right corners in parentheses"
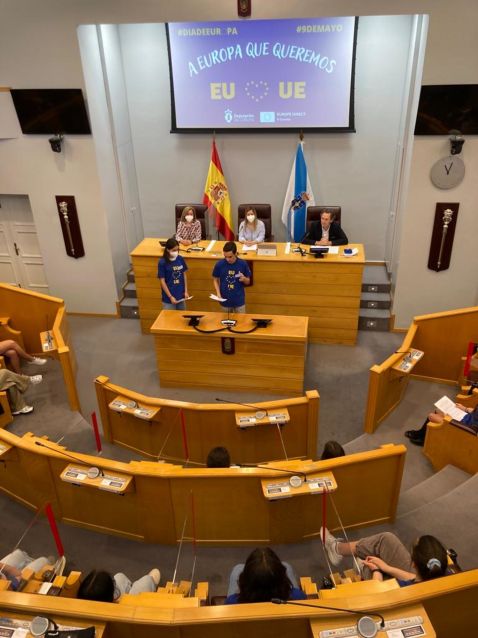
top-left (119, 297), bottom-right (139, 319)
top-left (127, 269), bottom-right (135, 283)
top-left (358, 313), bottom-right (390, 331)
top-left (362, 265), bottom-right (390, 284)
top-left (360, 292), bottom-right (391, 310)
top-left (123, 282), bottom-right (137, 298)
top-left (397, 465), bottom-right (471, 518)
top-left (361, 282), bottom-right (391, 294)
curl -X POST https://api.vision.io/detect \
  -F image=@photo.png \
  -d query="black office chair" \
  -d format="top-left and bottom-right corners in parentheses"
top-left (237, 204), bottom-right (273, 241)
top-left (174, 204), bottom-right (210, 240)
top-left (306, 206), bottom-right (342, 233)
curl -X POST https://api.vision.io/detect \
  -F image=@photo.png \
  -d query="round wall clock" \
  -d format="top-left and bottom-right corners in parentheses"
top-left (430, 155), bottom-right (465, 189)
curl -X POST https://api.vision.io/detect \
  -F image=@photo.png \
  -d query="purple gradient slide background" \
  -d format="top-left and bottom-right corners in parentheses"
top-left (167, 17), bottom-right (355, 129)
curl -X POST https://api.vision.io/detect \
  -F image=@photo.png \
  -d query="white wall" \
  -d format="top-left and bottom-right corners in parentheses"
top-left (0, 0), bottom-right (477, 323)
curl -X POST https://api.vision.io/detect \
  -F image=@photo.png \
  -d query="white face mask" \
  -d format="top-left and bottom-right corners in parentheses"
top-left (169, 251), bottom-right (179, 260)
top-left (185, 215), bottom-right (194, 223)
top-left (246, 214), bottom-right (255, 223)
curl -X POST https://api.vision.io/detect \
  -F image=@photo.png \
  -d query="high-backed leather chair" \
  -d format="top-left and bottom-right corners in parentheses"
top-left (237, 204), bottom-right (273, 241)
top-left (174, 204), bottom-right (210, 240)
top-left (306, 206), bottom-right (342, 233)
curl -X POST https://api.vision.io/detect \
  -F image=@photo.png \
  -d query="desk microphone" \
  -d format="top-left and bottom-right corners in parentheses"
top-left (241, 463), bottom-right (307, 486)
top-left (271, 599), bottom-right (385, 638)
top-left (215, 397), bottom-right (268, 420)
top-left (34, 440), bottom-right (104, 479)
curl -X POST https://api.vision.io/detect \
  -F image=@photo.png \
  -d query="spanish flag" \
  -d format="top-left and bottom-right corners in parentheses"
top-left (203, 140), bottom-right (234, 240)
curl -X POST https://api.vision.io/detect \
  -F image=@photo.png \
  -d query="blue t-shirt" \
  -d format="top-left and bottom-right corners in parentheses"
top-left (225, 587), bottom-right (307, 604)
top-left (212, 257), bottom-right (251, 308)
top-left (158, 255), bottom-right (188, 303)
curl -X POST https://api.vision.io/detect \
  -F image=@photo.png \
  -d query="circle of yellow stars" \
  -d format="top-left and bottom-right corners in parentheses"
top-left (245, 80), bottom-right (269, 102)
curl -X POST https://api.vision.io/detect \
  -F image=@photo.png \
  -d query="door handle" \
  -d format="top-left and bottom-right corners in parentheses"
top-left (13, 242), bottom-right (20, 256)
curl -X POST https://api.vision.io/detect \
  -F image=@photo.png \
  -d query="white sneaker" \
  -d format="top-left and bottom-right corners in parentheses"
top-left (30, 374), bottom-right (43, 385)
top-left (13, 405), bottom-right (34, 415)
top-left (320, 526), bottom-right (343, 566)
top-left (31, 357), bottom-right (47, 366)
top-left (148, 568), bottom-right (161, 586)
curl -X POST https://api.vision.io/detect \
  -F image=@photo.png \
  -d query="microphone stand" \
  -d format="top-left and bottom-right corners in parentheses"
top-left (34, 440), bottom-right (104, 478)
top-left (271, 599), bottom-right (385, 637)
top-left (215, 397), bottom-right (268, 420)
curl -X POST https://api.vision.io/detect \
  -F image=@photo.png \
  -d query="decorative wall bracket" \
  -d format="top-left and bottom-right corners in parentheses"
top-left (55, 195), bottom-right (85, 259)
top-left (427, 202), bottom-right (459, 272)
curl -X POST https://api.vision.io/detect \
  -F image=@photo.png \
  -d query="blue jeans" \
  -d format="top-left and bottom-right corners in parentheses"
top-left (227, 561), bottom-right (298, 596)
top-left (163, 301), bottom-right (186, 311)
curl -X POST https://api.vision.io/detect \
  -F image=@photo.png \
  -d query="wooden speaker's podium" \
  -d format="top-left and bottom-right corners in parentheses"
top-left (150, 310), bottom-right (308, 394)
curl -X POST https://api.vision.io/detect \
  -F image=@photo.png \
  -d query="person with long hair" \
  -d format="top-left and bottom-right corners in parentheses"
top-left (321, 528), bottom-right (448, 586)
top-left (175, 206), bottom-right (202, 246)
top-left (158, 237), bottom-right (189, 310)
top-left (238, 207), bottom-right (265, 246)
top-left (225, 547), bottom-right (306, 604)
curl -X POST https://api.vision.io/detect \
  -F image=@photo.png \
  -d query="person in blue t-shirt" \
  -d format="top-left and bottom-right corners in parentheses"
top-left (158, 238), bottom-right (189, 310)
top-left (212, 241), bottom-right (251, 313)
top-left (225, 547), bottom-right (306, 604)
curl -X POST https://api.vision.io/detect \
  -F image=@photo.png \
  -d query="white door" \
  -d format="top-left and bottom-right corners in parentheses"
top-left (0, 195), bottom-right (49, 293)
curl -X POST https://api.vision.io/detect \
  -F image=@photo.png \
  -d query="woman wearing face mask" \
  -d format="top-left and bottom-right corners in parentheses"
top-left (238, 207), bottom-right (265, 246)
top-left (158, 238), bottom-right (189, 310)
top-left (176, 206), bottom-right (202, 246)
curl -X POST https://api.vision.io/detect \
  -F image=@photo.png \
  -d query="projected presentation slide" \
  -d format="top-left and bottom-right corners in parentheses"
top-left (166, 17), bottom-right (357, 131)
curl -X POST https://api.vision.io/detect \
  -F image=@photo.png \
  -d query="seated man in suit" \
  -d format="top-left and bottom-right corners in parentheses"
top-left (302, 210), bottom-right (348, 246)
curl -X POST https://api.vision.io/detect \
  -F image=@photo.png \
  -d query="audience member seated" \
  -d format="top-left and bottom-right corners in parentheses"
top-left (238, 207), bottom-right (265, 246)
top-left (78, 568), bottom-right (161, 602)
top-left (206, 446), bottom-right (231, 468)
top-left (405, 402), bottom-right (478, 446)
top-left (0, 340), bottom-right (46, 375)
top-left (321, 528), bottom-right (448, 586)
top-left (0, 368), bottom-right (42, 415)
top-left (302, 210), bottom-right (348, 246)
top-left (225, 547), bottom-right (306, 604)
top-left (0, 549), bottom-right (51, 590)
top-left (175, 206), bottom-right (202, 246)
top-left (320, 440), bottom-right (346, 460)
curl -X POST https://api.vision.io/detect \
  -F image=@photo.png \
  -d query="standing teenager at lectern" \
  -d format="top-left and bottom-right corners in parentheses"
top-left (212, 241), bottom-right (251, 313)
top-left (158, 238), bottom-right (189, 310)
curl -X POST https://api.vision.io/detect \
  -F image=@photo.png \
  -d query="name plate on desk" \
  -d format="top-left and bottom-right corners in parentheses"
top-left (257, 243), bottom-right (277, 256)
top-left (308, 477), bottom-right (334, 492)
top-left (235, 408), bottom-right (290, 428)
top-left (109, 396), bottom-right (160, 420)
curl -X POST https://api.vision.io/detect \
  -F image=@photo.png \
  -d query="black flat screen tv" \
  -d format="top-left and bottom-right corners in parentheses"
top-left (10, 88), bottom-right (91, 135)
top-left (414, 84), bottom-right (478, 135)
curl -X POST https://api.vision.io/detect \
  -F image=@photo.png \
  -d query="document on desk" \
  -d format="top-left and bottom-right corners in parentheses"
top-left (241, 244), bottom-right (257, 252)
top-left (285, 242), bottom-right (291, 254)
top-left (205, 240), bottom-right (216, 252)
top-left (434, 395), bottom-right (467, 421)
top-left (327, 246), bottom-right (340, 255)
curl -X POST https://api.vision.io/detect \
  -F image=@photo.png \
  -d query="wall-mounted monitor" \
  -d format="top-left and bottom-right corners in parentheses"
top-left (166, 17), bottom-right (358, 133)
top-left (10, 88), bottom-right (91, 135)
top-left (414, 84), bottom-right (478, 135)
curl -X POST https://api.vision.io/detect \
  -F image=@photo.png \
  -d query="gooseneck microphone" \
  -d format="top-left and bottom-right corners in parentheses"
top-left (271, 599), bottom-right (385, 638)
top-left (34, 440), bottom-right (104, 478)
top-left (216, 397), bottom-right (268, 420)
top-left (241, 463), bottom-right (307, 483)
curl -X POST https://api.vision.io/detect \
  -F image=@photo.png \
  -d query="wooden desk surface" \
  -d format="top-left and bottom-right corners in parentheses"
top-left (150, 310), bottom-right (308, 341)
top-left (131, 238), bottom-right (365, 264)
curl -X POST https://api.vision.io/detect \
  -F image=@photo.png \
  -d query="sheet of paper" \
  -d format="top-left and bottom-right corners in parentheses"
top-left (205, 240), bottom-right (216, 252)
top-left (285, 242), bottom-right (291, 254)
top-left (209, 293), bottom-right (227, 302)
top-left (434, 395), bottom-right (467, 421)
top-left (241, 243), bottom-right (257, 251)
top-left (327, 246), bottom-right (340, 254)
top-left (176, 295), bottom-right (193, 302)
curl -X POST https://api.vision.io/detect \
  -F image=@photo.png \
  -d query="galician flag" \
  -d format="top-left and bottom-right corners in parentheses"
top-left (281, 141), bottom-right (315, 242)
top-left (203, 140), bottom-right (234, 240)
